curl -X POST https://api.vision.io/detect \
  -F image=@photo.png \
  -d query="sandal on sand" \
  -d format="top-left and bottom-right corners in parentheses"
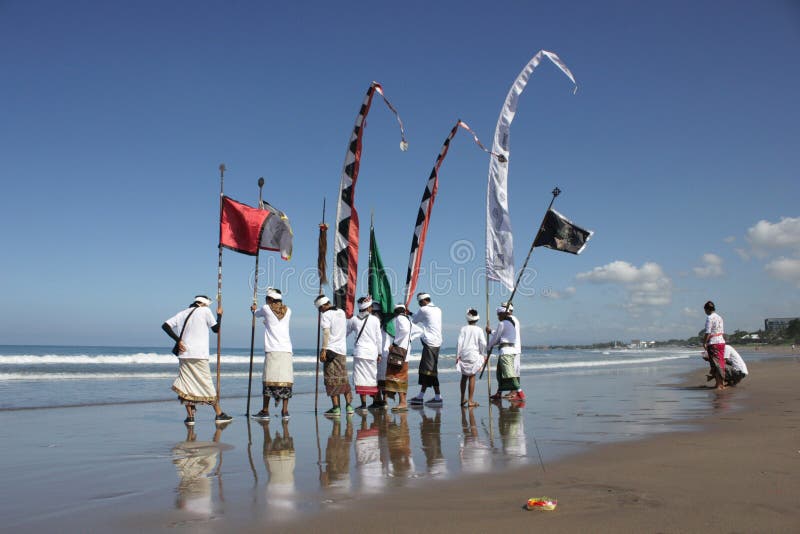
top-left (489, 392), bottom-right (502, 401)
top-left (468, 401), bottom-right (480, 407)
top-left (391, 406), bottom-right (408, 413)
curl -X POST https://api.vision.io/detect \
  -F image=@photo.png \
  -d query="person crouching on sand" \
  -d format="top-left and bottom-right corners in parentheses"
top-left (456, 308), bottom-right (486, 407)
top-left (162, 295), bottom-right (233, 426)
top-left (251, 287), bottom-right (294, 421)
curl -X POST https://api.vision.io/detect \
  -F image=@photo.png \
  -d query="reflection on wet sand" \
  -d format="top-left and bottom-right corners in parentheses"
top-left (171, 423), bottom-right (232, 517)
top-left (419, 408), bottom-right (447, 477)
top-left (356, 413), bottom-right (386, 492)
top-left (497, 403), bottom-right (528, 467)
top-left (320, 417), bottom-right (353, 490)
top-left (385, 411), bottom-right (414, 482)
top-left (459, 407), bottom-right (491, 474)
top-left (259, 420), bottom-right (296, 516)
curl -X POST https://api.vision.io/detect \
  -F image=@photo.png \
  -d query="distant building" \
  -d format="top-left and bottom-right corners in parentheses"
top-left (764, 317), bottom-right (799, 331)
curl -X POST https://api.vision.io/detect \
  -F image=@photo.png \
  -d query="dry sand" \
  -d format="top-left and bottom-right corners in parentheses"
top-left (269, 355), bottom-right (800, 533)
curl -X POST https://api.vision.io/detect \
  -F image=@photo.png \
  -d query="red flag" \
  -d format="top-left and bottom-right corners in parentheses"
top-left (219, 196), bottom-right (270, 256)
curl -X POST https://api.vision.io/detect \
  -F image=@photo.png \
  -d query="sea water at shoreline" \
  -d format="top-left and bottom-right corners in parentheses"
top-left (0, 344), bottom-right (773, 529)
top-left (1, 344), bottom-right (713, 410)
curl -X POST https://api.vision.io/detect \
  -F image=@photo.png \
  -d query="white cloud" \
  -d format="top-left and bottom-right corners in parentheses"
top-left (723, 236), bottom-right (736, 244)
top-left (765, 257), bottom-right (800, 288)
top-left (734, 248), bottom-right (750, 261)
top-left (692, 253), bottom-right (724, 278)
top-left (541, 286), bottom-right (577, 300)
top-left (682, 307), bottom-right (700, 317)
top-left (576, 261), bottom-right (672, 308)
top-left (746, 217), bottom-right (800, 252)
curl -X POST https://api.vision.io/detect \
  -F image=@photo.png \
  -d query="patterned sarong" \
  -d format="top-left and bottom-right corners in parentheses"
top-left (384, 361), bottom-right (409, 394)
top-left (496, 353), bottom-right (520, 391)
top-left (323, 351), bottom-right (351, 396)
top-left (418, 343), bottom-right (440, 387)
top-left (172, 358), bottom-right (217, 405)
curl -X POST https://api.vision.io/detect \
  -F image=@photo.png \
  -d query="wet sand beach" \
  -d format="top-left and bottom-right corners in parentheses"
top-left (1, 351), bottom-right (797, 532)
top-left (282, 356), bottom-right (800, 533)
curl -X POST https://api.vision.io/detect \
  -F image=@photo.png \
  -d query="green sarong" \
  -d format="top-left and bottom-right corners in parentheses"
top-left (496, 353), bottom-right (520, 391)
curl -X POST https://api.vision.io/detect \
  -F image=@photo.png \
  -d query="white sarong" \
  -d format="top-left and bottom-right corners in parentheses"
top-left (263, 351), bottom-right (293, 386)
top-left (353, 356), bottom-right (378, 388)
top-left (456, 353), bottom-right (484, 376)
top-left (172, 358), bottom-right (217, 403)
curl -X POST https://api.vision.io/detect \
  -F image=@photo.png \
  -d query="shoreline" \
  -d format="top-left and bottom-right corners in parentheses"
top-left (274, 354), bottom-right (800, 533)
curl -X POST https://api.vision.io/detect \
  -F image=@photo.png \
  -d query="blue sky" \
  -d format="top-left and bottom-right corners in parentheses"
top-left (1, 0), bottom-right (798, 347)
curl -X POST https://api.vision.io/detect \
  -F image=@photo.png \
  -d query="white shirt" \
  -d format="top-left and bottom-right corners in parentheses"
top-left (320, 308), bottom-right (347, 354)
top-left (725, 345), bottom-right (748, 375)
top-left (457, 324), bottom-right (487, 362)
top-left (705, 312), bottom-right (724, 345)
top-left (255, 305), bottom-right (293, 353)
top-left (165, 306), bottom-right (217, 360)
top-left (488, 319), bottom-right (518, 355)
top-left (412, 304), bottom-right (443, 347)
top-left (391, 315), bottom-right (421, 351)
top-left (347, 314), bottom-right (382, 361)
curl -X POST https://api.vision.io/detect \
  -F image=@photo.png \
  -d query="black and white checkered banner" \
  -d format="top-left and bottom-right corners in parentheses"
top-left (333, 82), bottom-right (407, 318)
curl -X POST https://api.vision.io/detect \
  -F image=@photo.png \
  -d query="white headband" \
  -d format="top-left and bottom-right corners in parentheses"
top-left (393, 304), bottom-right (407, 312)
top-left (267, 288), bottom-right (282, 300)
top-left (496, 306), bottom-right (510, 315)
top-left (417, 293), bottom-right (431, 302)
top-left (314, 295), bottom-right (330, 308)
top-left (466, 309), bottom-right (479, 321)
top-left (194, 296), bottom-right (212, 306)
top-left (358, 298), bottom-right (373, 311)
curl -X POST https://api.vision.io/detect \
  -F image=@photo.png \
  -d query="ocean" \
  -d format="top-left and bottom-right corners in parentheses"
top-left (0, 344), bottom-right (709, 410)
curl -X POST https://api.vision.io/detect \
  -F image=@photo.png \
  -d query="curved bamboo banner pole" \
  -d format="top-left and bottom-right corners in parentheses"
top-left (314, 198), bottom-right (327, 415)
top-left (246, 177), bottom-right (265, 416)
top-left (479, 187), bottom-right (561, 381)
top-left (215, 163), bottom-right (226, 400)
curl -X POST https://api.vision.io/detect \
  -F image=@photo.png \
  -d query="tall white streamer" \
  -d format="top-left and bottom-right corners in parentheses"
top-left (486, 50), bottom-right (577, 290)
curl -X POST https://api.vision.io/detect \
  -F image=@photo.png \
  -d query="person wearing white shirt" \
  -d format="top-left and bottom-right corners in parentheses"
top-left (251, 288), bottom-right (294, 420)
top-left (409, 293), bottom-right (444, 405)
top-left (372, 301), bottom-right (391, 410)
top-left (162, 295), bottom-right (233, 425)
top-left (384, 304), bottom-right (422, 412)
top-left (456, 308), bottom-right (487, 407)
top-left (702, 300), bottom-right (726, 390)
top-left (487, 304), bottom-right (525, 402)
top-left (315, 294), bottom-right (354, 418)
top-left (723, 345), bottom-right (748, 386)
top-left (348, 297), bottom-right (383, 413)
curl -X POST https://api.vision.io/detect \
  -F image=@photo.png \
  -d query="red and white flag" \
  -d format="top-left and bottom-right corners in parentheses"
top-left (219, 196), bottom-right (292, 258)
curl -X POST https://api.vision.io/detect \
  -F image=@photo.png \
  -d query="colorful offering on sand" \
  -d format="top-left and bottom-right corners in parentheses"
top-left (526, 497), bottom-right (557, 511)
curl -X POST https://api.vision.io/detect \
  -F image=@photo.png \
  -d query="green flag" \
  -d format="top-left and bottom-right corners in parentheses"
top-left (368, 223), bottom-right (395, 337)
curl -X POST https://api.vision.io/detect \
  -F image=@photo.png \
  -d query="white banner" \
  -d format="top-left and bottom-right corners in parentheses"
top-left (486, 50), bottom-right (577, 290)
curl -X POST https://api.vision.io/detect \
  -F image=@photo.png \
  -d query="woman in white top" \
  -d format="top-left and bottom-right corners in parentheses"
top-left (456, 308), bottom-right (487, 407)
top-left (702, 300), bottom-right (726, 390)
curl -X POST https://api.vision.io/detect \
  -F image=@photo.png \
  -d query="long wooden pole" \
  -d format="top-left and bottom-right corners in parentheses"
top-left (480, 187), bottom-right (561, 380)
top-left (314, 198), bottom-right (326, 415)
top-left (246, 177), bottom-right (265, 416)
top-left (215, 163), bottom-right (226, 400)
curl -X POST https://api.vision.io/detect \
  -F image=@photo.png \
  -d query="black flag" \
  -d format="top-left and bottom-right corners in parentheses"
top-left (533, 208), bottom-right (593, 254)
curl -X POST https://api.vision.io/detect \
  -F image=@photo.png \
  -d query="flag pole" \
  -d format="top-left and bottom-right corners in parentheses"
top-left (314, 197), bottom-right (326, 415)
top-left (480, 187), bottom-right (560, 380)
top-left (215, 163), bottom-right (226, 401)
top-left (246, 177), bottom-right (265, 416)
